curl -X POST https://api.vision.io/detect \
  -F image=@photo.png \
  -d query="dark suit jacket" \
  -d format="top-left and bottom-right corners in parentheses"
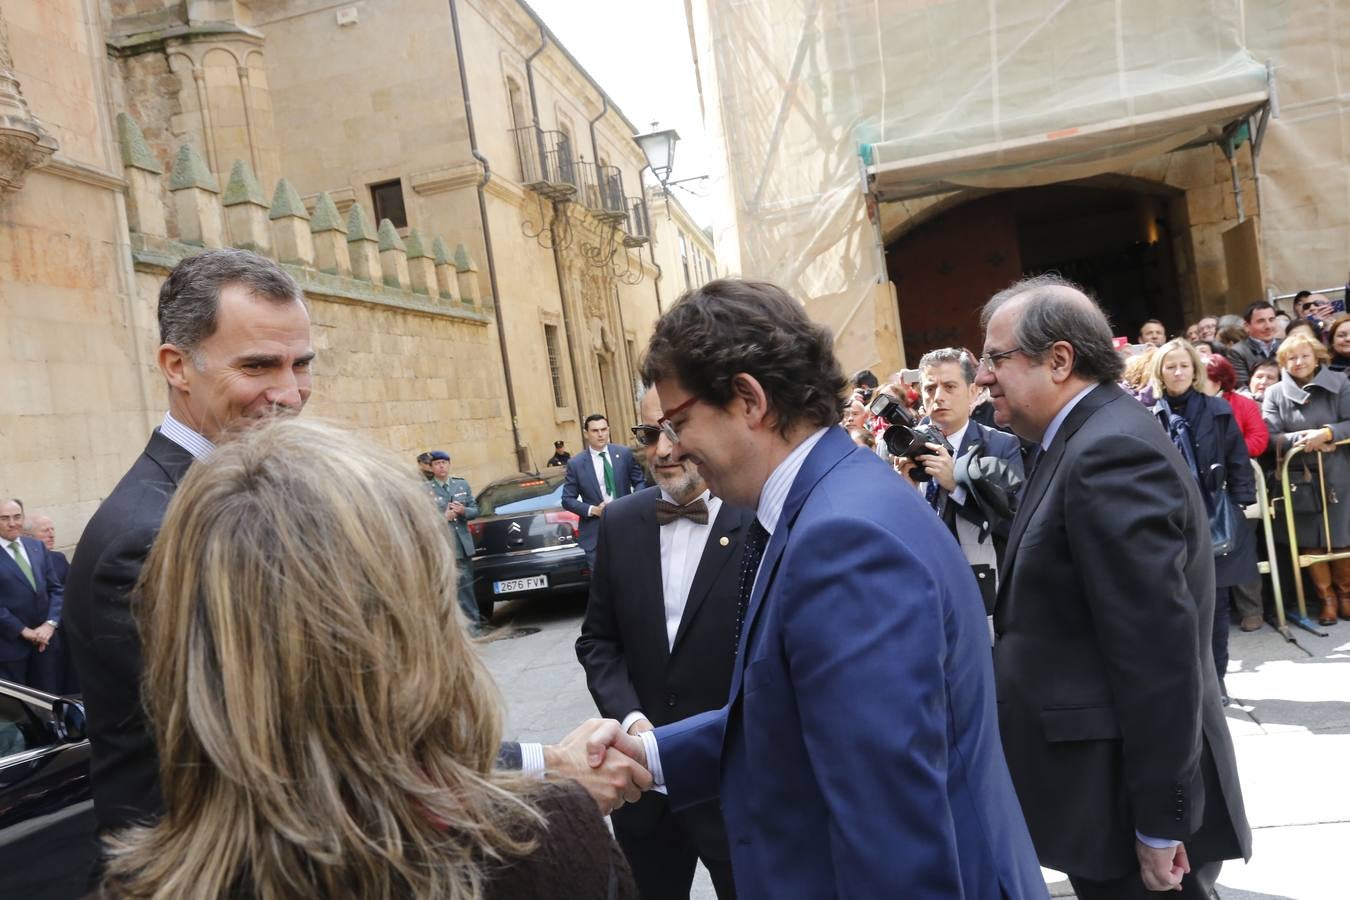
top-left (560, 444), bottom-right (645, 555)
top-left (993, 383), bottom-right (1251, 880)
top-left (575, 486), bottom-right (751, 858)
top-left (0, 536), bottom-right (64, 662)
top-left (936, 419), bottom-right (1024, 542)
top-left (655, 427), bottom-right (1045, 899)
top-left (64, 430), bottom-right (195, 830)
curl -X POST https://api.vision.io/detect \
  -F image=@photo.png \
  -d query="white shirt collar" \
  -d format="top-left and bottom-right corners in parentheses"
top-left (660, 487), bottom-right (712, 506)
top-left (943, 420), bottom-right (970, 453)
top-left (160, 412), bottom-right (215, 461)
top-left (1040, 383), bottom-right (1098, 451)
top-left (755, 427), bottom-right (830, 535)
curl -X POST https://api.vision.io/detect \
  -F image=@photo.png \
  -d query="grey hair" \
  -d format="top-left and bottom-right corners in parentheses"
top-left (918, 347), bottom-right (977, 385)
top-left (980, 273), bottom-right (1124, 383)
top-left (158, 249), bottom-right (302, 363)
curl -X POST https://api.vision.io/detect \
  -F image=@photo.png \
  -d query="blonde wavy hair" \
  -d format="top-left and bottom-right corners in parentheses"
top-left (104, 418), bottom-right (541, 899)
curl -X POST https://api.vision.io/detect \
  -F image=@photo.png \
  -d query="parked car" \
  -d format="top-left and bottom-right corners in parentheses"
top-left (469, 471), bottom-right (588, 622)
top-left (0, 680), bottom-right (95, 900)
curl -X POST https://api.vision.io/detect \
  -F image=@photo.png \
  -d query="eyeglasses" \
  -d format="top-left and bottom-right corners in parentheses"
top-left (978, 346), bottom-right (1024, 370)
top-left (655, 394), bottom-right (699, 443)
top-left (630, 424), bottom-right (662, 447)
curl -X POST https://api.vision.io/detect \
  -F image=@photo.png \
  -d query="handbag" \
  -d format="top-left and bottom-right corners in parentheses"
top-left (1207, 462), bottom-right (1244, 556)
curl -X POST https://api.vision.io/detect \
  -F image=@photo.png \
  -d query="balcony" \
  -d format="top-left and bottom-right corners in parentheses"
top-left (622, 196), bottom-right (650, 247)
top-left (580, 162), bottom-right (627, 225)
top-left (510, 125), bottom-right (578, 200)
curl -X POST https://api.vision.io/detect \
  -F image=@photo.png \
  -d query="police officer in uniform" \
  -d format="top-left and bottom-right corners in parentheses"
top-left (424, 450), bottom-right (481, 630)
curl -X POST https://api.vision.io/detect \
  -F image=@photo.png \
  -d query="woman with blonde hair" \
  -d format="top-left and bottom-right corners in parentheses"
top-left (100, 417), bottom-right (636, 900)
top-left (1149, 338), bottom-right (1256, 699)
top-left (1263, 332), bottom-right (1350, 626)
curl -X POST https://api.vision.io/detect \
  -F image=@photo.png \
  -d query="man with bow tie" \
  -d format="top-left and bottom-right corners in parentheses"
top-left (576, 386), bottom-right (753, 900)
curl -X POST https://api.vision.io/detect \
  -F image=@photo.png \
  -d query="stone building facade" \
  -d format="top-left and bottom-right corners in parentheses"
top-left (648, 186), bottom-right (719, 305)
top-left (0, 0), bottom-right (679, 552)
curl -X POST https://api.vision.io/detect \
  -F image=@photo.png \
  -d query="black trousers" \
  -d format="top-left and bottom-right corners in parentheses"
top-left (613, 797), bottom-right (736, 900)
top-left (1069, 859), bottom-right (1222, 899)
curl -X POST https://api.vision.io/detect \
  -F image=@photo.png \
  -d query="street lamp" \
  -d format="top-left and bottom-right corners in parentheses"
top-left (635, 123), bottom-right (680, 187)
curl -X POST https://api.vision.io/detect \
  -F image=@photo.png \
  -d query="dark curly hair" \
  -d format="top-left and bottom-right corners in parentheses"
top-left (640, 279), bottom-right (846, 437)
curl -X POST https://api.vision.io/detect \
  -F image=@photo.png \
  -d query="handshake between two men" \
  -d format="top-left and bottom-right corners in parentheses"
top-left (540, 718), bottom-right (648, 814)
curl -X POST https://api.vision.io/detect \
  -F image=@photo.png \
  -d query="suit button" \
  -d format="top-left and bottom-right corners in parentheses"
top-left (666, 693), bottom-right (677, 708)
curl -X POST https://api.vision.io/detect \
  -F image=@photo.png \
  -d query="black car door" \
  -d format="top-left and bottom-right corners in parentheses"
top-left (0, 683), bottom-right (97, 900)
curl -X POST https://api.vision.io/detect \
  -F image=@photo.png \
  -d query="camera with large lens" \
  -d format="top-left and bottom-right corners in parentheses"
top-left (865, 393), bottom-right (952, 482)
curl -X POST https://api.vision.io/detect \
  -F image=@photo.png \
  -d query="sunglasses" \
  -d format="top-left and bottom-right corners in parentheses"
top-left (630, 424), bottom-right (662, 447)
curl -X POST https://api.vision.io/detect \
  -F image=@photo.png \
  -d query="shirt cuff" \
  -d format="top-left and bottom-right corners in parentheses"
top-left (519, 742), bottom-right (546, 777)
top-left (620, 710), bottom-right (648, 734)
top-left (949, 484), bottom-right (968, 506)
top-left (1136, 831), bottom-right (1181, 849)
top-left (639, 729), bottom-right (667, 795)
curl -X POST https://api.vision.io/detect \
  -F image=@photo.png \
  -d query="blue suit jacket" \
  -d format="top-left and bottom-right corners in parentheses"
top-left (654, 427), bottom-right (1046, 899)
top-left (560, 443), bottom-right (645, 554)
top-left (0, 536), bottom-right (64, 662)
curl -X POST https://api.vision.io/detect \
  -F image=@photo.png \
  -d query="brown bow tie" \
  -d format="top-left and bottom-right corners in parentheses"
top-left (655, 498), bottom-right (709, 526)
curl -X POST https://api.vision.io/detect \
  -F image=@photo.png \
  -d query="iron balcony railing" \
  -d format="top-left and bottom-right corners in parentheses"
top-left (623, 196), bottom-right (650, 247)
top-left (510, 125), bottom-right (578, 200)
top-left (581, 162), bottom-right (628, 224)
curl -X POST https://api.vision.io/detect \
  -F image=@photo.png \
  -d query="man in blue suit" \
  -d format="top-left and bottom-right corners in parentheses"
top-left (0, 498), bottom-right (64, 690)
top-left (561, 413), bottom-right (645, 567)
top-left (587, 280), bottom-right (1046, 898)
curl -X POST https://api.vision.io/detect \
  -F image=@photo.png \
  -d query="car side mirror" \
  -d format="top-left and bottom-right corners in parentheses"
top-left (50, 698), bottom-right (86, 743)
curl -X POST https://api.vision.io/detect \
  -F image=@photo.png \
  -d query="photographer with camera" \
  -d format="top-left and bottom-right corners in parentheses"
top-left (884, 348), bottom-right (1024, 615)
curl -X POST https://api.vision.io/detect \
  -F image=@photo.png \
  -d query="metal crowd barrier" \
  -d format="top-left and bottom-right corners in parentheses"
top-left (1273, 439), bottom-right (1350, 637)
top-left (1247, 458), bottom-right (1292, 639)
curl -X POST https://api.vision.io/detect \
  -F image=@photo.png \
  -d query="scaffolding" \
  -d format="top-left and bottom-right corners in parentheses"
top-left (694, 0), bottom-right (1348, 366)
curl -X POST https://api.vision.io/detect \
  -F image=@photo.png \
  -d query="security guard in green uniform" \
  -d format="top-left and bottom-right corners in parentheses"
top-left (424, 450), bottom-right (481, 629)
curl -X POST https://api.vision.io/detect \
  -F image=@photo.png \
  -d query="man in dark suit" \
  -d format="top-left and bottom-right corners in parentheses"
top-left (900, 347), bottom-right (1023, 616)
top-left (0, 498), bottom-right (64, 690)
top-left (586, 280), bottom-right (1045, 898)
top-left (976, 274), bottom-right (1251, 898)
top-left (1227, 300), bottom-right (1281, 386)
top-left (24, 512), bottom-right (77, 693)
top-left (576, 387), bottom-right (750, 899)
top-left (64, 249), bottom-right (316, 833)
top-left (561, 413), bottom-right (645, 567)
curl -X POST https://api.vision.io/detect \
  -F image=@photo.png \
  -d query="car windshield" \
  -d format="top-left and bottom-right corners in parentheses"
top-left (477, 475), bottom-right (566, 516)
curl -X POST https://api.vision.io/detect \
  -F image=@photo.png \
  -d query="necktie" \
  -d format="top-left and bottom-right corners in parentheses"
top-left (655, 498), bottom-right (709, 526)
top-left (8, 541), bottom-right (35, 591)
top-left (733, 520), bottom-right (770, 658)
top-left (601, 451), bottom-right (616, 497)
top-left (924, 478), bottom-right (940, 508)
top-left (1024, 444), bottom-right (1044, 479)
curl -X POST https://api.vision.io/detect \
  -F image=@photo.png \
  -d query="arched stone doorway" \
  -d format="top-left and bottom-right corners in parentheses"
top-left (886, 182), bottom-right (1187, 362)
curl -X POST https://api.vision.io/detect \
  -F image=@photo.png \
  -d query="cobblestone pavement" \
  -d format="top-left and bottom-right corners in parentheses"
top-left (478, 591), bottom-right (1349, 899)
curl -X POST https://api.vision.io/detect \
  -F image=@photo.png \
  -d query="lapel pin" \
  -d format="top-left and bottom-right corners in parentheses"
top-left (720, 536), bottom-right (730, 547)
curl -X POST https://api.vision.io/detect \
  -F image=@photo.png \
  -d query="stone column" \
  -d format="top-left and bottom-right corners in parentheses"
top-left (377, 218), bottom-right (409, 290)
top-left (0, 15), bottom-right (57, 197)
top-left (269, 178), bottom-right (313, 266)
top-left (169, 143), bottom-right (223, 247)
top-left (433, 237), bottom-right (458, 302)
top-left (405, 229), bottom-right (436, 296)
top-left (454, 243), bottom-right (480, 306)
top-left (221, 160), bottom-right (270, 253)
top-left (115, 113), bottom-right (165, 238)
top-left (346, 204), bottom-right (382, 284)
top-left (310, 191), bottom-right (350, 276)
